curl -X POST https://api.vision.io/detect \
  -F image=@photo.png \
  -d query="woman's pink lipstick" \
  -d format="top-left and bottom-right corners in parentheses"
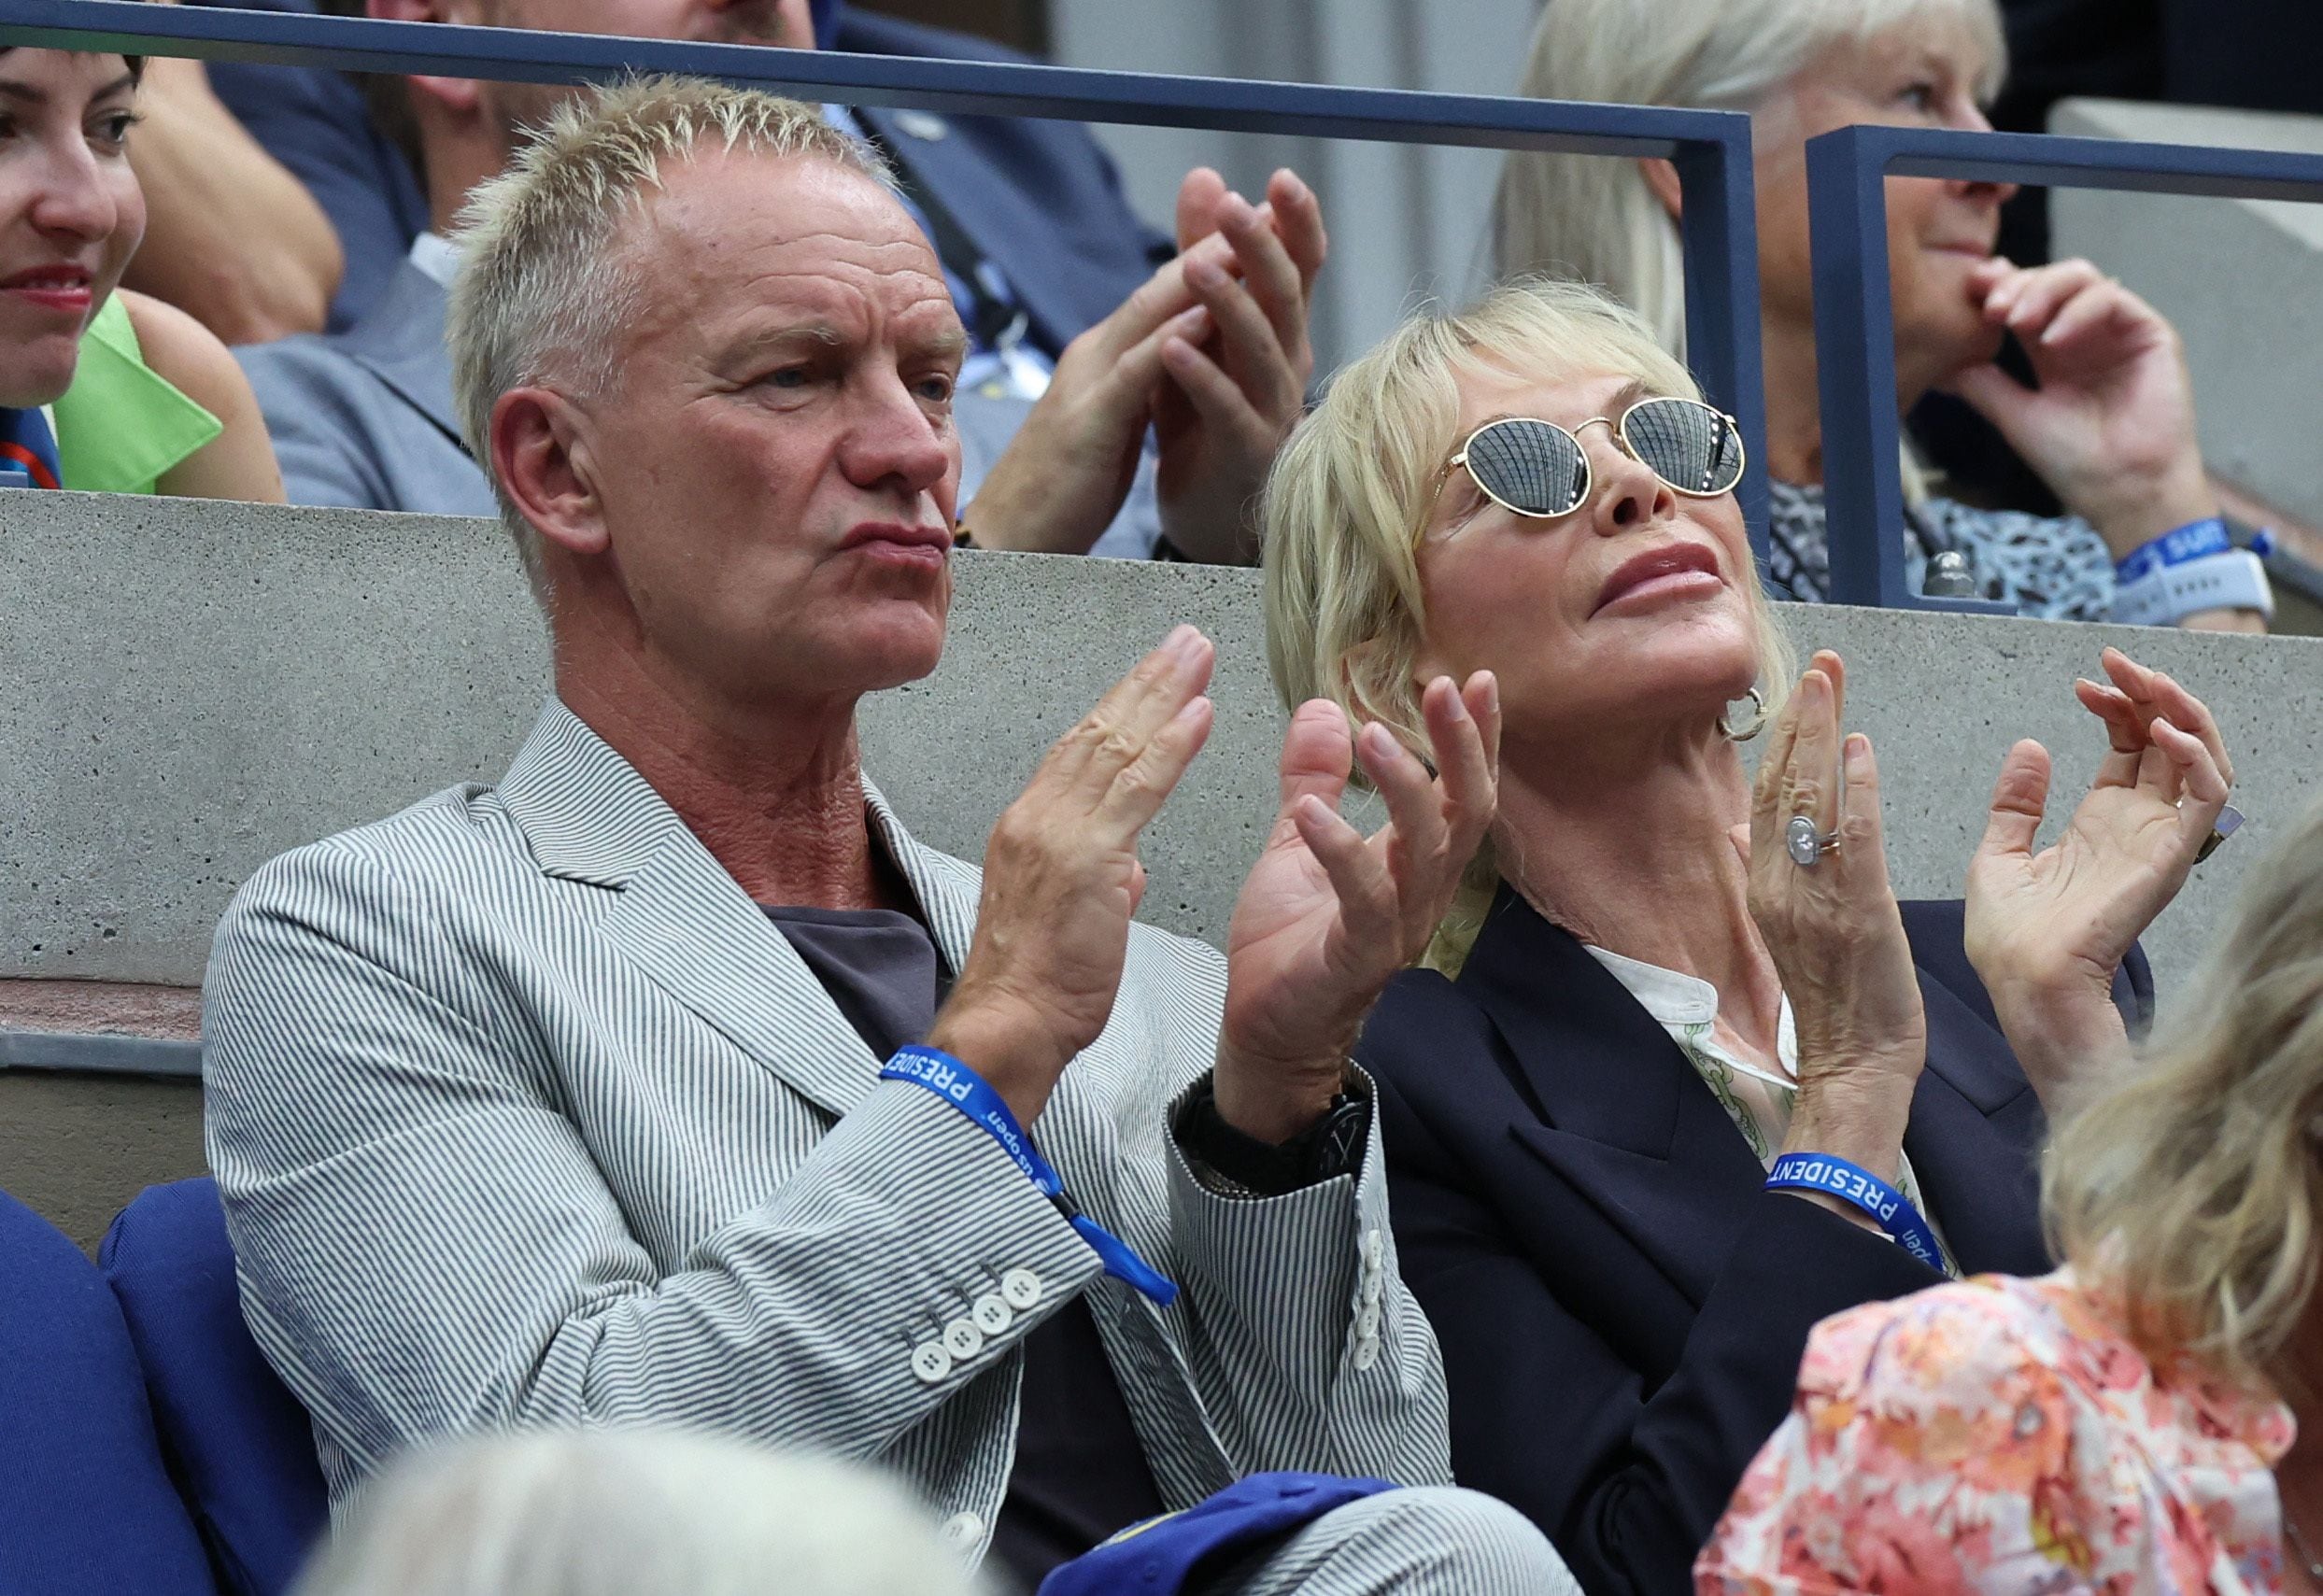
top-left (1, 265), bottom-right (94, 318)
top-left (1593, 543), bottom-right (1724, 615)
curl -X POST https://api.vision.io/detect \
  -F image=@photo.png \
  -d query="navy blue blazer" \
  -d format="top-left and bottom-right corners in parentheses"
top-left (835, 9), bottom-right (1172, 359)
top-left (1358, 885), bottom-right (2152, 1596)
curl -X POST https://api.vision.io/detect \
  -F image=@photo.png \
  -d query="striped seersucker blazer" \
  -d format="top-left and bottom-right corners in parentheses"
top-left (203, 701), bottom-right (1452, 1560)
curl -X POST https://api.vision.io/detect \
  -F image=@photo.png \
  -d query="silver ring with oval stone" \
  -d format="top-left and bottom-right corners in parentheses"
top-left (1786, 813), bottom-right (1842, 869)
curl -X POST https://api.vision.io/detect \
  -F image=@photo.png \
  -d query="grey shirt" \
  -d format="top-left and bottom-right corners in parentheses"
top-left (758, 903), bottom-right (1168, 1586)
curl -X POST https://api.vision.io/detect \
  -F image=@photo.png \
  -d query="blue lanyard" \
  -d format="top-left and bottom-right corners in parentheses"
top-left (1765, 1152), bottom-right (1945, 1271)
top-left (882, 1045), bottom-right (1178, 1306)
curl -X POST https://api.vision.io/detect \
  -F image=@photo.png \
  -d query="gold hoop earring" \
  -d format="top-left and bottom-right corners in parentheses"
top-left (1719, 686), bottom-right (1767, 742)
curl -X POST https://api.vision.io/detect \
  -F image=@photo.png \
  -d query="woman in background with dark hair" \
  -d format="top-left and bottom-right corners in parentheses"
top-left (0, 37), bottom-right (281, 500)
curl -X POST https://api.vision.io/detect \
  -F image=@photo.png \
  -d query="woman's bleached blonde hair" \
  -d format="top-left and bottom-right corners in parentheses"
top-left (445, 77), bottom-right (892, 603)
top-left (2044, 794), bottom-right (2323, 1392)
top-left (1262, 277), bottom-right (1792, 969)
top-left (1494, 0), bottom-right (2006, 357)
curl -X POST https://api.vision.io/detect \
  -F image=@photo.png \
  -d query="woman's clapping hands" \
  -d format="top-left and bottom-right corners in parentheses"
top-left (1738, 651), bottom-right (1926, 1185)
top-left (1964, 647), bottom-right (2235, 1115)
top-left (931, 627), bottom-right (1500, 1144)
top-left (1215, 675), bottom-right (1500, 1141)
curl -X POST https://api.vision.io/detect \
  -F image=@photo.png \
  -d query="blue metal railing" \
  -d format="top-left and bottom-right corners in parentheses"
top-left (0, 0), bottom-right (1776, 557)
top-left (0, 1027), bottom-right (203, 1080)
top-left (1806, 122), bottom-right (2323, 612)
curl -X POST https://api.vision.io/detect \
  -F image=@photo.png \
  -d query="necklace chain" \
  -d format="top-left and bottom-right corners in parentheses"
top-left (2287, 1506), bottom-right (2323, 1583)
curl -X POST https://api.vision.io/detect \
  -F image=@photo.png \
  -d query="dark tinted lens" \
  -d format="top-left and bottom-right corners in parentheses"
top-left (1463, 418), bottom-right (1587, 516)
top-left (1623, 397), bottom-right (1744, 497)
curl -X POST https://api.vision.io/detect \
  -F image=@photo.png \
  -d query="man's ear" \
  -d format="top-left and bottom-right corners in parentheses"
top-left (369, 0), bottom-right (484, 114)
top-left (1637, 157), bottom-right (1684, 223)
top-left (493, 388), bottom-right (611, 561)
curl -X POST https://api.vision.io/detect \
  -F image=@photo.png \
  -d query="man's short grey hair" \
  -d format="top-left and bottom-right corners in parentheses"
top-left (1494, 0), bottom-right (2006, 356)
top-left (290, 1429), bottom-right (990, 1596)
top-left (445, 76), bottom-right (894, 602)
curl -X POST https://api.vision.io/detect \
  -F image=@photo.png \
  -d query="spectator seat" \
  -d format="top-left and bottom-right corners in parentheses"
top-left (103, 1179), bottom-right (331, 1596)
top-left (0, 1184), bottom-right (219, 1595)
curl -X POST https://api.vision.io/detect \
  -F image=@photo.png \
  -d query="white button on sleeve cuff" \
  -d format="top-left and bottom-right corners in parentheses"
top-left (911, 1342), bottom-right (954, 1385)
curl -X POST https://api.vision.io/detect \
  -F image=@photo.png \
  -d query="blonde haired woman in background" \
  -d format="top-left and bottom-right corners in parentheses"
top-left (1495, 0), bottom-right (2268, 633)
top-left (1701, 793), bottom-right (2323, 1593)
top-left (1263, 274), bottom-right (2237, 1596)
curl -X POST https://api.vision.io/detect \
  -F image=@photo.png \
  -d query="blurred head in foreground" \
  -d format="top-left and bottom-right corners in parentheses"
top-left (292, 1430), bottom-right (988, 1596)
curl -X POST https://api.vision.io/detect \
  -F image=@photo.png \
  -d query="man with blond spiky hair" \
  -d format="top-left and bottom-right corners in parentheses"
top-left (205, 77), bottom-right (1576, 1596)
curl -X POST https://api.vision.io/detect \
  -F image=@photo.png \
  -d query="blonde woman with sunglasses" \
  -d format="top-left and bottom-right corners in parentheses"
top-left (1262, 276), bottom-right (2240, 1596)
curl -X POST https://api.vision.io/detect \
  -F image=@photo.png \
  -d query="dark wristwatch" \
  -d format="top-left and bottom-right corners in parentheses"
top-left (1173, 1075), bottom-right (1371, 1196)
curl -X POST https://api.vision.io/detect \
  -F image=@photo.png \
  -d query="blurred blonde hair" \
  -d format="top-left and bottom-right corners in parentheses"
top-left (1262, 276), bottom-right (1793, 971)
top-left (292, 1430), bottom-right (988, 1596)
top-left (446, 76), bottom-right (892, 604)
top-left (2044, 796), bottom-right (2323, 1392)
top-left (1494, 0), bottom-right (2006, 358)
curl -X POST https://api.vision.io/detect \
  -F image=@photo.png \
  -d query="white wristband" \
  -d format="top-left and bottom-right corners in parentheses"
top-left (2111, 548), bottom-right (2273, 627)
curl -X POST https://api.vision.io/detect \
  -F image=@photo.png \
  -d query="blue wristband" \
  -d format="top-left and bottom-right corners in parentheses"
top-left (1765, 1152), bottom-right (1945, 1270)
top-left (2115, 516), bottom-right (2231, 585)
top-left (882, 1045), bottom-right (1179, 1306)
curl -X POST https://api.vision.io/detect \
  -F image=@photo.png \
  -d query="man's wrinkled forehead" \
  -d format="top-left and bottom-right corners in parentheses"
top-left (610, 149), bottom-right (957, 349)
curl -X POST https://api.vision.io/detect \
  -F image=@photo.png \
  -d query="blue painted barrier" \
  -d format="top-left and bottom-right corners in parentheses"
top-left (0, 0), bottom-right (1771, 560)
top-left (1806, 122), bottom-right (2323, 612)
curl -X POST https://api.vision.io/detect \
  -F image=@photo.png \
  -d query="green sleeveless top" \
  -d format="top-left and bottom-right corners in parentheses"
top-left (52, 294), bottom-right (222, 495)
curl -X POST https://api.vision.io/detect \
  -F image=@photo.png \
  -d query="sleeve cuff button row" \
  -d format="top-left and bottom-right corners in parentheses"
top-left (915, 1273), bottom-right (1041, 1383)
top-left (1353, 1230), bottom-right (1386, 1370)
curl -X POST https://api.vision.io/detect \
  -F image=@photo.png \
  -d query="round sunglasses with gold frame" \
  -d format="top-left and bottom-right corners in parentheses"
top-left (1442, 396), bottom-right (1747, 521)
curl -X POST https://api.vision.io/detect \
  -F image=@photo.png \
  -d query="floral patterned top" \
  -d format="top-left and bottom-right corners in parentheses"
top-left (1696, 1268), bottom-right (2297, 1595)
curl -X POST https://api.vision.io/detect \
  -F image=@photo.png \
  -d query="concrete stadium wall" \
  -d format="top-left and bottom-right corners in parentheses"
top-left (2050, 99), bottom-right (2323, 535)
top-left (7, 492), bottom-right (2323, 1245)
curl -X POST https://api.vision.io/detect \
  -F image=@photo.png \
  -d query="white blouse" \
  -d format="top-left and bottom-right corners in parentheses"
top-left (1583, 944), bottom-right (1957, 1276)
